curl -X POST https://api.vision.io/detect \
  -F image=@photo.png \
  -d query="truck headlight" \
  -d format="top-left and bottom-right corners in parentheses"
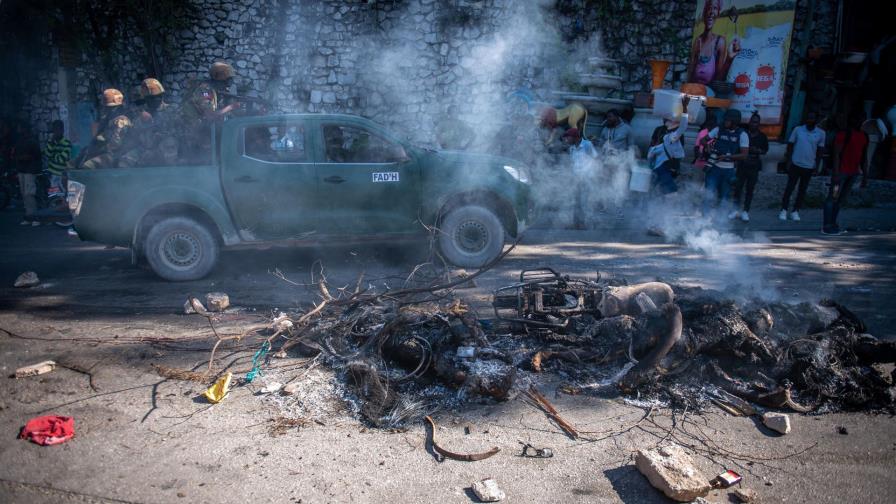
top-left (503, 165), bottom-right (531, 184)
top-left (67, 180), bottom-right (85, 217)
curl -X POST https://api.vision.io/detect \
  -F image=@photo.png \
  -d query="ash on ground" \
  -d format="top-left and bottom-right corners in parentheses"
top-left (246, 273), bottom-right (895, 429)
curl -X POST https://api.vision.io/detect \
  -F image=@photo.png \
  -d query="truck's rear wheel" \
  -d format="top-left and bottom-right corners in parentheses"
top-left (438, 205), bottom-right (505, 268)
top-left (144, 216), bottom-right (219, 281)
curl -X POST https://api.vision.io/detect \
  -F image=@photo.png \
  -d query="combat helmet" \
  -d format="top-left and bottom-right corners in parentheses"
top-left (139, 78), bottom-right (165, 98)
top-left (102, 88), bottom-right (125, 107)
top-left (209, 62), bottom-right (235, 81)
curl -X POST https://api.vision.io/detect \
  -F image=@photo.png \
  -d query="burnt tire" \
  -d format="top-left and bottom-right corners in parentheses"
top-left (144, 216), bottom-right (219, 281)
top-left (438, 205), bottom-right (505, 268)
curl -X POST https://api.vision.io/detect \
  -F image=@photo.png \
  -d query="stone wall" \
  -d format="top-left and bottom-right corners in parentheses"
top-left (14, 0), bottom-right (694, 145)
top-left (16, 0), bottom-right (833, 147)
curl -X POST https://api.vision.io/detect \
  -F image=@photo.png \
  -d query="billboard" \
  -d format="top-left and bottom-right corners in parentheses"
top-left (687, 0), bottom-right (797, 124)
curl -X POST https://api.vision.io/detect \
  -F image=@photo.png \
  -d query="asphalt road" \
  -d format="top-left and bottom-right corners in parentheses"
top-left (1, 208), bottom-right (895, 503)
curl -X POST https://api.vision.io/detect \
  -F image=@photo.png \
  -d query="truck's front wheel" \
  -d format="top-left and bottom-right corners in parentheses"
top-left (438, 205), bottom-right (505, 268)
top-left (144, 217), bottom-right (219, 281)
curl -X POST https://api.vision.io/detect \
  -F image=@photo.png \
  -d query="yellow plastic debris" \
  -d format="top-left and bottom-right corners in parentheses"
top-left (203, 372), bottom-right (232, 404)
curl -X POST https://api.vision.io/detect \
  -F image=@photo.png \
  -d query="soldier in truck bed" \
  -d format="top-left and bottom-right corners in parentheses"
top-left (180, 62), bottom-right (241, 162)
top-left (76, 88), bottom-right (136, 170)
top-left (125, 78), bottom-right (180, 167)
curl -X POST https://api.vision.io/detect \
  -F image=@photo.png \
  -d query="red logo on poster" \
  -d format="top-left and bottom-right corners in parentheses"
top-left (756, 65), bottom-right (774, 91)
top-left (734, 73), bottom-right (751, 96)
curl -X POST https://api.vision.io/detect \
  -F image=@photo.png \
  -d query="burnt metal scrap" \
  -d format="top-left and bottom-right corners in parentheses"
top-left (493, 268), bottom-right (605, 330)
top-left (234, 266), bottom-right (895, 428)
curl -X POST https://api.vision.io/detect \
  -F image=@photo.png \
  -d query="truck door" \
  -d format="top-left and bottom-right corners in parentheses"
top-left (220, 120), bottom-right (318, 240)
top-left (314, 123), bottom-right (421, 235)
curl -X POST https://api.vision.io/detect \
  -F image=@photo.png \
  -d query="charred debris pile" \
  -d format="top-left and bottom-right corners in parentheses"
top-left (194, 260), bottom-right (896, 427)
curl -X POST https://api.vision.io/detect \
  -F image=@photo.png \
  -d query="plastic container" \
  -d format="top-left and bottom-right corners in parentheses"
top-left (653, 89), bottom-right (705, 123)
top-left (652, 89), bottom-right (682, 119)
top-left (629, 164), bottom-right (652, 193)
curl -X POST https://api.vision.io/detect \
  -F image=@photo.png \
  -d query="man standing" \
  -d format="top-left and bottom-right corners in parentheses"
top-left (823, 115), bottom-right (868, 235)
top-left (598, 109), bottom-right (634, 154)
top-left (779, 111), bottom-right (825, 221)
top-left (181, 62), bottom-right (240, 162)
top-left (564, 128), bottom-right (597, 229)
top-left (701, 109), bottom-right (748, 216)
top-left (44, 120), bottom-right (72, 193)
top-left (128, 78), bottom-right (176, 166)
top-left (730, 112), bottom-right (768, 222)
top-left (13, 123), bottom-right (41, 226)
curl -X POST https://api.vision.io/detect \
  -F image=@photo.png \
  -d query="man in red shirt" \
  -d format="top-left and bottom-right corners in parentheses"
top-left (823, 115), bottom-right (868, 235)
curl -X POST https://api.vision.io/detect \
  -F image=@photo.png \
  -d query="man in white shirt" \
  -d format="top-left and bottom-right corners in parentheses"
top-left (779, 112), bottom-right (826, 221)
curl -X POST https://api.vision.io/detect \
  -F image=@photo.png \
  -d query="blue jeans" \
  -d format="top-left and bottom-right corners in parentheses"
top-left (653, 160), bottom-right (678, 195)
top-left (702, 166), bottom-right (735, 215)
top-left (823, 174), bottom-right (857, 233)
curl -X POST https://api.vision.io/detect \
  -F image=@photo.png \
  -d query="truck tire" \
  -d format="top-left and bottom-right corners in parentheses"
top-left (438, 205), bottom-right (505, 268)
top-left (144, 216), bottom-right (219, 281)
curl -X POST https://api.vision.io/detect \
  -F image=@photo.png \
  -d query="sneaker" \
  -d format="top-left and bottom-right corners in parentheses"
top-left (728, 211), bottom-right (740, 220)
top-left (778, 209), bottom-right (787, 221)
top-left (740, 211), bottom-right (750, 222)
top-left (19, 220), bottom-right (31, 226)
top-left (67, 228), bottom-right (79, 237)
top-left (821, 228), bottom-right (839, 236)
top-left (790, 211), bottom-right (801, 221)
top-left (31, 221), bottom-right (41, 227)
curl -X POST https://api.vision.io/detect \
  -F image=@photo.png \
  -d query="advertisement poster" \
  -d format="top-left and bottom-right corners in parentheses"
top-left (687, 0), bottom-right (796, 124)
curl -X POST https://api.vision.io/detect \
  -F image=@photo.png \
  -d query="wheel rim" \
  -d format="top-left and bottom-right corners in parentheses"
top-left (160, 231), bottom-right (202, 270)
top-left (454, 219), bottom-right (489, 254)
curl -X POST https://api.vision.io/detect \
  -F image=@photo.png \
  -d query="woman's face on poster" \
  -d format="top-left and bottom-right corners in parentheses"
top-left (704, 3), bottom-right (719, 30)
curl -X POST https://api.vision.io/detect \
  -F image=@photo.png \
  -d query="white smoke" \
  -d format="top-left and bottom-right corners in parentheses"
top-left (302, 0), bottom-right (781, 300)
top-left (644, 184), bottom-right (779, 301)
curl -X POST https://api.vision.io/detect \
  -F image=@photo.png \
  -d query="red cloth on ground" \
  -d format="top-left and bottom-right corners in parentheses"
top-left (19, 415), bottom-right (75, 446)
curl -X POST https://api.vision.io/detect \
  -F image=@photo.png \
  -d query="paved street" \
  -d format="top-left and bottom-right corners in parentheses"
top-left (1, 207), bottom-right (896, 503)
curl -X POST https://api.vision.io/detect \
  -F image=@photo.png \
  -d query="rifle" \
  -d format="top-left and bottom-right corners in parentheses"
top-left (218, 93), bottom-right (273, 115)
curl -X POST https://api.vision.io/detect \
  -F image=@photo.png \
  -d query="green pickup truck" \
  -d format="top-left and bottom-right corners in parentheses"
top-left (67, 114), bottom-right (534, 281)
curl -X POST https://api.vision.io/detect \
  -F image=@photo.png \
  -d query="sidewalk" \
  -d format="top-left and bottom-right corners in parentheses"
top-left (532, 207), bottom-right (896, 233)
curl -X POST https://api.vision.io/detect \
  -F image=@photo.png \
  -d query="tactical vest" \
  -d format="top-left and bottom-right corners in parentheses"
top-left (711, 127), bottom-right (744, 158)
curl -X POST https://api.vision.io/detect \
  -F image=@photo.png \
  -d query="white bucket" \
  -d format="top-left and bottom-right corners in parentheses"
top-left (652, 89), bottom-right (682, 118)
top-left (629, 165), bottom-right (652, 193)
top-left (653, 89), bottom-right (706, 123)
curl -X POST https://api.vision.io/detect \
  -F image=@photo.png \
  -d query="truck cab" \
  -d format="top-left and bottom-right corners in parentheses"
top-left (68, 114), bottom-right (534, 281)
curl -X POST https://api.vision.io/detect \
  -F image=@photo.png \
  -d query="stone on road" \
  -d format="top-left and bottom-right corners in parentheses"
top-left (471, 478), bottom-right (505, 502)
top-left (762, 412), bottom-right (792, 435)
top-left (636, 444), bottom-right (711, 502)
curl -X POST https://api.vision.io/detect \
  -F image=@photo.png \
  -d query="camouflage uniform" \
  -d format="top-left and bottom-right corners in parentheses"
top-left (80, 115), bottom-right (135, 169)
top-left (178, 63), bottom-right (238, 164)
top-left (76, 88), bottom-right (135, 169)
top-left (126, 102), bottom-right (179, 166)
